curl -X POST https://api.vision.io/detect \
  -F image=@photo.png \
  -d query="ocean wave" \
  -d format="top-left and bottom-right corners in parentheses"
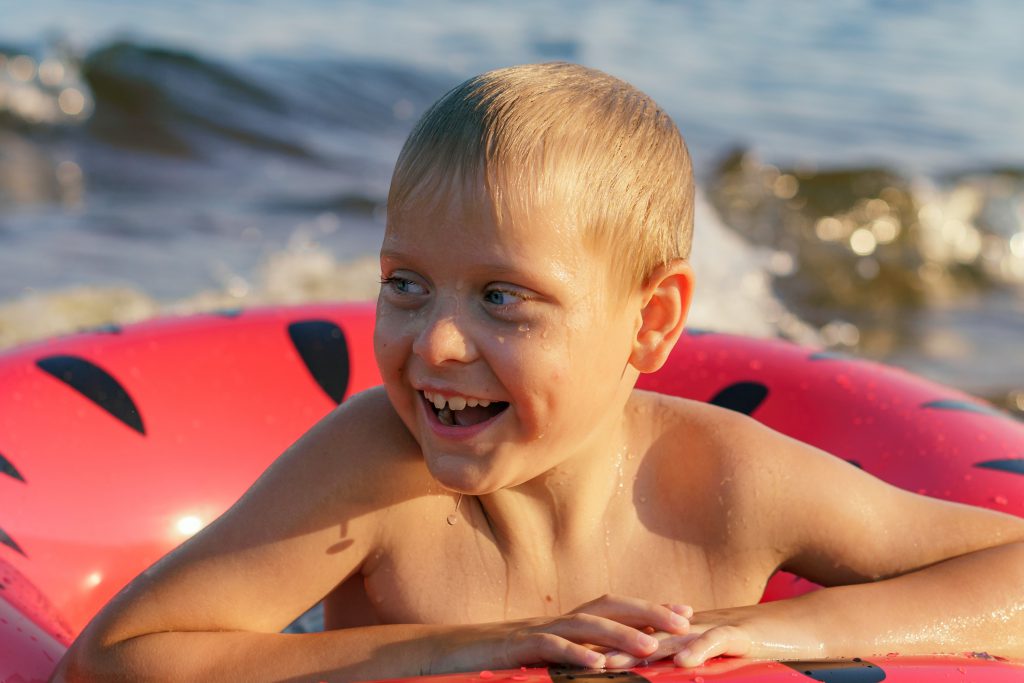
top-left (1, 38), bottom-right (446, 157)
top-left (1, 32), bottom-right (1021, 420)
top-left (707, 151), bottom-right (1024, 341)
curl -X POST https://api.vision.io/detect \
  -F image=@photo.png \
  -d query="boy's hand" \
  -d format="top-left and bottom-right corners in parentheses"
top-left (603, 608), bottom-right (816, 669)
top-left (430, 594), bottom-right (691, 672)
top-left (603, 624), bottom-right (753, 669)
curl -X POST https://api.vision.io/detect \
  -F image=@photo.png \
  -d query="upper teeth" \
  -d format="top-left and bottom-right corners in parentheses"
top-left (423, 391), bottom-right (491, 411)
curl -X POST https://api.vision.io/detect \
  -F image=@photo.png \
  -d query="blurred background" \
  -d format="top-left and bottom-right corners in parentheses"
top-left (1, 0), bottom-right (1022, 417)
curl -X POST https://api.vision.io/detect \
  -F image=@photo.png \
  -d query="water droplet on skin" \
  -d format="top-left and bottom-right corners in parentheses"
top-left (446, 514), bottom-right (458, 525)
top-left (639, 496), bottom-right (647, 503)
top-left (518, 324), bottom-right (529, 332)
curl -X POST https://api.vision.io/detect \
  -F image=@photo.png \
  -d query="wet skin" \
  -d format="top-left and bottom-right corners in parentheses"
top-left (329, 178), bottom-right (1024, 661)
top-left (54, 178), bottom-right (1024, 681)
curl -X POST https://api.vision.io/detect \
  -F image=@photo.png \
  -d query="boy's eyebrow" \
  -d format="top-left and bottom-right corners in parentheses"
top-left (380, 248), bottom-right (509, 272)
top-left (380, 249), bottom-right (561, 283)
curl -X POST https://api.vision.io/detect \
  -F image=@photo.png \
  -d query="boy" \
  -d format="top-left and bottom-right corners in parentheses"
top-left (56, 63), bottom-right (1024, 682)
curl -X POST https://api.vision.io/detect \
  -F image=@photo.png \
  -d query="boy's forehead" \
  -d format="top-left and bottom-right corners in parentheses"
top-left (387, 176), bottom-right (577, 246)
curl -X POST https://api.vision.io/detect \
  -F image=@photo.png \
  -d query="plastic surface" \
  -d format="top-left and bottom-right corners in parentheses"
top-left (370, 656), bottom-right (1024, 682)
top-left (0, 302), bottom-right (1021, 680)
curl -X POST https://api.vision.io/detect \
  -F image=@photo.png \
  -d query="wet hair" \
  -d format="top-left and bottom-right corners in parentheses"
top-left (387, 62), bottom-right (694, 288)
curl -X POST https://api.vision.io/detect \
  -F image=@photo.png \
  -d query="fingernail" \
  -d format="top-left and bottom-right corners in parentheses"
top-left (669, 613), bottom-right (688, 630)
top-left (677, 648), bottom-right (692, 666)
top-left (605, 652), bottom-right (636, 669)
top-left (671, 604), bottom-right (693, 618)
top-left (586, 651), bottom-right (605, 668)
top-left (640, 634), bottom-right (659, 650)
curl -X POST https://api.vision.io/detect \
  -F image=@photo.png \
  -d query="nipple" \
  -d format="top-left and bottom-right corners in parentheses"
top-left (447, 493), bottom-right (464, 526)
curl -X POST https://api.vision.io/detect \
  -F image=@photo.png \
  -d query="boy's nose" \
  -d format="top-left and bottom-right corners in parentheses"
top-left (412, 307), bottom-right (478, 366)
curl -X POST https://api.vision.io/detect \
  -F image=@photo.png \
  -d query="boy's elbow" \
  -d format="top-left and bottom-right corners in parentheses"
top-left (51, 633), bottom-right (130, 683)
top-left (49, 647), bottom-right (96, 683)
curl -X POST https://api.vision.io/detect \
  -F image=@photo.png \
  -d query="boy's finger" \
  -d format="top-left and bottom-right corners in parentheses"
top-left (663, 603), bottom-right (694, 619)
top-left (545, 640), bottom-right (607, 669)
top-left (575, 595), bottom-right (691, 633)
top-left (526, 633), bottom-right (607, 669)
top-left (603, 651), bottom-right (640, 669)
top-left (546, 614), bottom-right (661, 658)
top-left (605, 633), bottom-right (697, 669)
top-left (673, 625), bottom-right (750, 668)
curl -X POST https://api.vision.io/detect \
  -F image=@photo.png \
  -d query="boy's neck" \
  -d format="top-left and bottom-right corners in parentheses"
top-left (476, 403), bottom-right (639, 558)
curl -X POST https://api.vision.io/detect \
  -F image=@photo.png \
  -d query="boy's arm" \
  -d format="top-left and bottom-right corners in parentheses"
top-left (54, 599), bottom-right (691, 682)
top-left (679, 539), bottom-right (1024, 665)
top-left (613, 411), bottom-right (1024, 668)
top-left (704, 414), bottom-right (1024, 665)
top-left (54, 388), bottom-right (688, 681)
top-left (53, 387), bottom-right (395, 680)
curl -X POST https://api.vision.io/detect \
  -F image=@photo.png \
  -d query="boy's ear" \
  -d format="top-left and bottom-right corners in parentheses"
top-left (630, 260), bottom-right (695, 374)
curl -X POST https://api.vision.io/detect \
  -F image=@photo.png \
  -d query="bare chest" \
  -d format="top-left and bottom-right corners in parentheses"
top-left (324, 509), bottom-right (771, 629)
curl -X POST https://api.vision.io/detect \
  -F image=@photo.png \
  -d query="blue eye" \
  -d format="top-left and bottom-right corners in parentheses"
top-left (380, 276), bottom-right (426, 295)
top-left (484, 288), bottom-right (523, 306)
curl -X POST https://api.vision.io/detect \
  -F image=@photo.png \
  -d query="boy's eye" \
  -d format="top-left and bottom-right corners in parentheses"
top-left (483, 288), bottom-right (525, 306)
top-left (381, 275), bottom-right (427, 296)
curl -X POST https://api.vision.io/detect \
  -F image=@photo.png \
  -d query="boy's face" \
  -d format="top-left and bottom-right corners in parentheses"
top-left (375, 177), bottom-right (643, 495)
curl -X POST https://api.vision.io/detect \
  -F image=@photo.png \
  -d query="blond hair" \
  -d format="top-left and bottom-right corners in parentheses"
top-left (387, 62), bottom-right (693, 287)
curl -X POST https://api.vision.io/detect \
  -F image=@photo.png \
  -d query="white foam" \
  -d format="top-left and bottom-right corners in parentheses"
top-left (688, 189), bottom-right (819, 344)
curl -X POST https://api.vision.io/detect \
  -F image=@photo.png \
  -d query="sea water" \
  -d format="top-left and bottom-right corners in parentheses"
top-left (0, 0), bottom-right (1021, 416)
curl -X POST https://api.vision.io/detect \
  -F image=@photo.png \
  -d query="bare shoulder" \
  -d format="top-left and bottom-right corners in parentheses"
top-left (272, 385), bottom-right (428, 503)
top-left (634, 389), bottom-right (1024, 587)
top-left (631, 388), bottom-right (783, 482)
top-left (631, 390), bottom-right (790, 516)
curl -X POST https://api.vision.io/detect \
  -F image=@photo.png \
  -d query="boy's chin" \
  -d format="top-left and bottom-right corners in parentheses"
top-left (425, 453), bottom-right (516, 496)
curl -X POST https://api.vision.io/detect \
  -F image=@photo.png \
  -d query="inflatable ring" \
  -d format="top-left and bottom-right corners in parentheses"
top-left (0, 302), bottom-right (1021, 681)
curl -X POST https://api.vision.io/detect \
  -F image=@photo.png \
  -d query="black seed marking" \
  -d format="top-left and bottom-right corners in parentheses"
top-left (709, 381), bottom-right (769, 415)
top-left (846, 459), bottom-right (863, 469)
top-left (685, 327), bottom-right (713, 336)
top-left (809, 351), bottom-right (851, 361)
top-left (549, 668), bottom-right (649, 683)
top-left (288, 320), bottom-right (350, 405)
top-left (784, 660), bottom-right (885, 682)
top-left (212, 308), bottom-right (243, 317)
top-left (36, 355), bottom-right (146, 435)
top-left (0, 527), bottom-right (25, 556)
top-left (921, 399), bottom-right (1007, 419)
top-left (0, 453), bottom-right (25, 482)
top-left (975, 459), bottom-right (1024, 476)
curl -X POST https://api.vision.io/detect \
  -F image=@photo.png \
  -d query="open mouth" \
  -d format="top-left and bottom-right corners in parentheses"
top-left (421, 390), bottom-right (510, 428)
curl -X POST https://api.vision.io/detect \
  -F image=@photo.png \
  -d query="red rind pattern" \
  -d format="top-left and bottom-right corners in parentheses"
top-left (0, 303), bottom-right (1021, 680)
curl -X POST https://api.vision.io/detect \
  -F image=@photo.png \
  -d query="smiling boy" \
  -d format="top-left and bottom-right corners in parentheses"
top-left (57, 63), bottom-right (1024, 682)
